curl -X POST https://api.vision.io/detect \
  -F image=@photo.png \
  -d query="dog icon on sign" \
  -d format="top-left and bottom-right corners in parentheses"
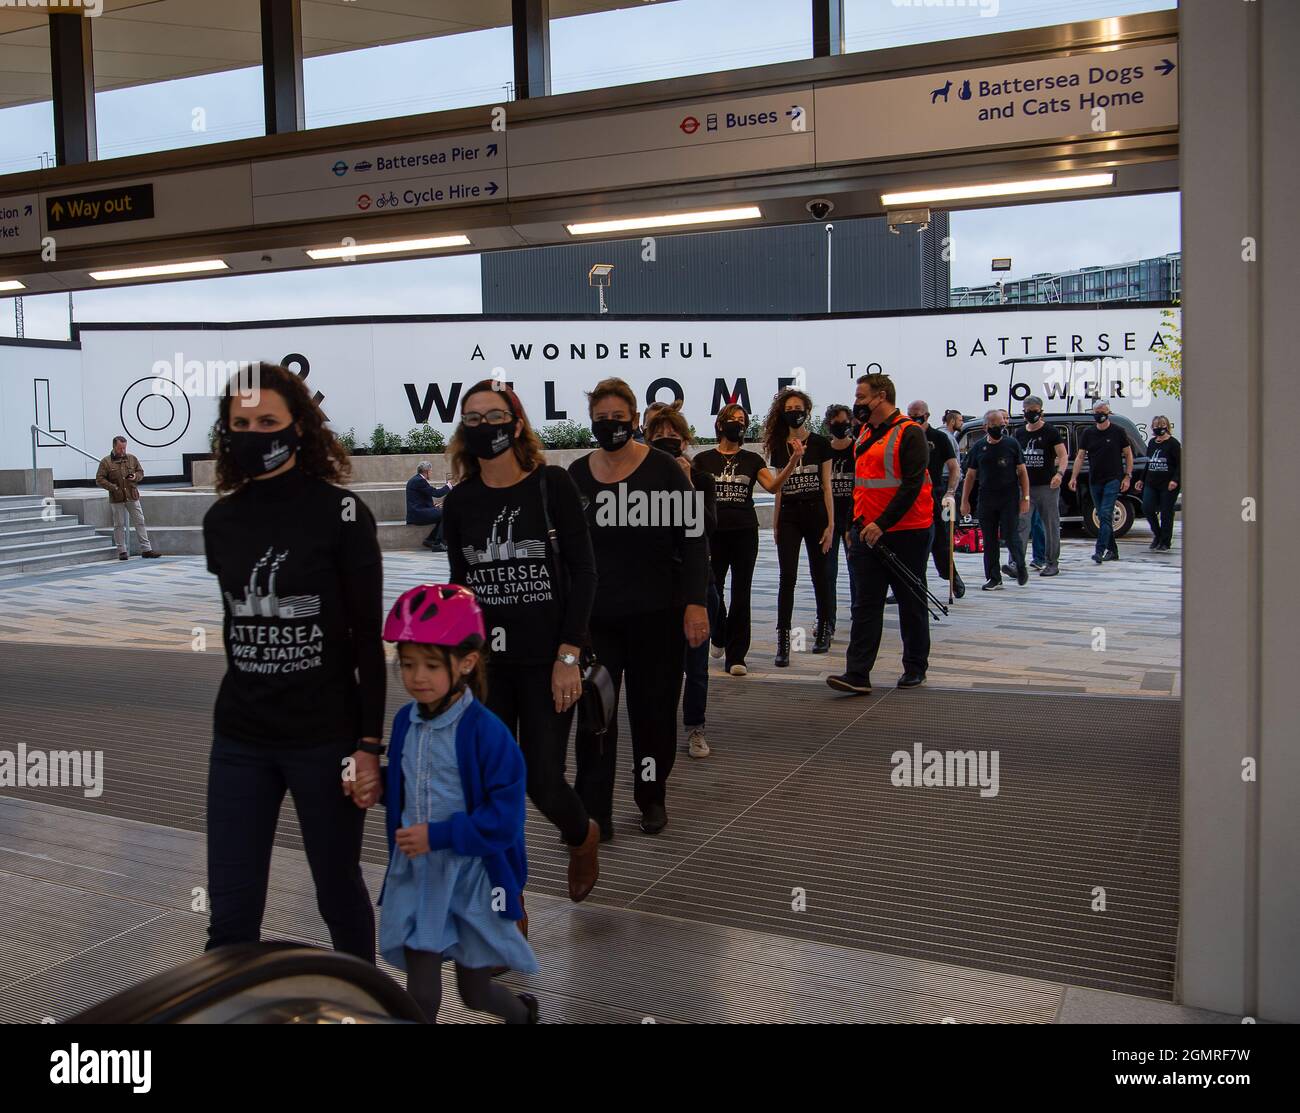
top-left (931, 80), bottom-right (952, 104)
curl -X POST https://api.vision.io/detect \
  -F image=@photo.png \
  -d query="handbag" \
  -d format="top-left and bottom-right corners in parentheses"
top-left (538, 469), bottom-right (617, 736)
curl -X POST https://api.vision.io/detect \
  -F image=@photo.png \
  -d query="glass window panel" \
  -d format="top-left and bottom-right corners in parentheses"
top-left (302, 0), bottom-right (513, 128)
top-left (843, 0), bottom-right (1176, 55)
top-left (550, 0), bottom-right (812, 96)
top-left (0, 18), bottom-right (54, 174)
top-left (93, 0), bottom-right (264, 161)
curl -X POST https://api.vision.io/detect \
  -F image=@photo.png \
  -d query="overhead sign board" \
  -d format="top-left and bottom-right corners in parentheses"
top-left (252, 132), bottom-right (506, 225)
top-left (992, 258), bottom-right (1012, 272)
top-left (508, 86), bottom-right (815, 197)
top-left (0, 194), bottom-right (39, 257)
top-left (45, 184), bottom-right (155, 231)
top-left (814, 42), bottom-right (1178, 165)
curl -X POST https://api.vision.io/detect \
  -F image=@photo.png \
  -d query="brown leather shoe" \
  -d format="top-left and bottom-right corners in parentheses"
top-left (567, 819), bottom-right (601, 903)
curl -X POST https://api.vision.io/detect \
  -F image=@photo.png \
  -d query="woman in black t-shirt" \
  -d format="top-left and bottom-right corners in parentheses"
top-left (1135, 415), bottom-right (1181, 552)
top-left (569, 378), bottom-right (710, 837)
top-left (442, 380), bottom-right (602, 902)
top-left (762, 389), bottom-right (835, 666)
top-left (202, 362), bottom-right (383, 962)
top-left (692, 402), bottom-right (798, 675)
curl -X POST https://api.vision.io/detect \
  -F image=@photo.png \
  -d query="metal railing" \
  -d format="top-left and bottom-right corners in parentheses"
top-left (30, 425), bottom-right (101, 491)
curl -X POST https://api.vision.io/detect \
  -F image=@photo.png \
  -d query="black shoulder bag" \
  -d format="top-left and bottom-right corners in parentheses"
top-left (538, 468), bottom-right (617, 736)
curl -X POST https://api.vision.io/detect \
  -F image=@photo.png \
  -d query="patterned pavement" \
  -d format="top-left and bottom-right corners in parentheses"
top-left (0, 524), bottom-right (1180, 698)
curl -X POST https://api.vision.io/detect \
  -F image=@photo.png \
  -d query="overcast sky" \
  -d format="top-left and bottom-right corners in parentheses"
top-left (0, 0), bottom-right (1179, 339)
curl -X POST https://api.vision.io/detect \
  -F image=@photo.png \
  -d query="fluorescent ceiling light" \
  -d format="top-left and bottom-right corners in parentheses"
top-left (566, 206), bottom-right (763, 236)
top-left (881, 174), bottom-right (1115, 206)
top-left (89, 260), bottom-right (229, 281)
top-left (305, 234), bottom-right (470, 260)
top-left (0, 280), bottom-right (25, 292)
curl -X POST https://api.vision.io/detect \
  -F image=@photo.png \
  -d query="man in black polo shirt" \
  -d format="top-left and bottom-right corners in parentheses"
top-left (961, 408), bottom-right (1030, 590)
top-left (1069, 400), bottom-right (1134, 564)
top-left (1013, 395), bottom-right (1068, 577)
top-left (907, 399), bottom-right (965, 599)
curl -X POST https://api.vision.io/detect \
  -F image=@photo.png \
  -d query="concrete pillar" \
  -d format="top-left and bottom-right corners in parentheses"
top-left (1179, 0), bottom-right (1300, 1022)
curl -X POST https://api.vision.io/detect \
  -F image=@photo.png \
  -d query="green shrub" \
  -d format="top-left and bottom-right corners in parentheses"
top-left (405, 425), bottom-right (446, 454)
top-left (369, 424), bottom-right (404, 455)
top-left (538, 420), bottom-right (594, 449)
top-left (337, 427), bottom-right (357, 454)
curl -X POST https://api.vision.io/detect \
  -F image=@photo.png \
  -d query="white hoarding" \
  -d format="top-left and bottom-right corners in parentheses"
top-left (1, 307), bottom-right (1180, 481)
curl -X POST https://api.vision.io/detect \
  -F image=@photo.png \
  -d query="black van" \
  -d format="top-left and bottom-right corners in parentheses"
top-left (958, 413), bottom-right (1150, 538)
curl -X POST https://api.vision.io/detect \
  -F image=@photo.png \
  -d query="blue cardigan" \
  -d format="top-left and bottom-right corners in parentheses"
top-left (382, 697), bottom-right (529, 922)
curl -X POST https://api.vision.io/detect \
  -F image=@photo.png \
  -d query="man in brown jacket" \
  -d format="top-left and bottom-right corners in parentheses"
top-left (95, 436), bottom-right (160, 560)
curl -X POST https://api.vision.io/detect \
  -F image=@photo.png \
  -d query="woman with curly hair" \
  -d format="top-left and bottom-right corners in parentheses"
top-left (762, 387), bottom-right (835, 666)
top-left (202, 362), bottom-right (384, 962)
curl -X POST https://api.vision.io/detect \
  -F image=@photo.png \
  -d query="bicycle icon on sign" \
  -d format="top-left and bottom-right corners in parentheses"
top-left (374, 191), bottom-right (399, 209)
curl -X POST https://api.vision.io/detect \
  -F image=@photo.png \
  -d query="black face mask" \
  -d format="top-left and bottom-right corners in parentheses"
top-left (720, 420), bottom-right (746, 444)
top-left (650, 437), bottom-right (683, 458)
top-left (1153, 426), bottom-right (1169, 437)
top-left (592, 418), bottom-right (635, 451)
top-left (853, 402), bottom-right (874, 424)
top-left (829, 421), bottom-right (852, 439)
top-left (783, 410), bottom-right (807, 430)
top-left (462, 421), bottom-right (516, 460)
top-left (1025, 410), bottom-right (1042, 423)
top-left (1094, 412), bottom-right (1109, 424)
top-left (224, 425), bottom-right (300, 477)
top-left (986, 425), bottom-right (1004, 440)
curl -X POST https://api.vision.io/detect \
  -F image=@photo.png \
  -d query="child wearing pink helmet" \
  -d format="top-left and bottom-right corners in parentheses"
top-left (364, 582), bottom-right (538, 1023)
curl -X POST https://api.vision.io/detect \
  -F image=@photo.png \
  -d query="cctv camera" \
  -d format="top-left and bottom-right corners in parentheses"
top-left (806, 199), bottom-right (834, 220)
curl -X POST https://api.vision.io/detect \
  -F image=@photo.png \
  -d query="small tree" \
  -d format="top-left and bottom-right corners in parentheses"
top-left (405, 425), bottom-right (446, 454)
top-left (538, 420), bottom-right (594, 449)
top-left (369, 424), bottom-right (404, 455)
top-left (336, 427), bottom-right (357, 454)
top-left (1151, 304), bottom-right (1182, 400)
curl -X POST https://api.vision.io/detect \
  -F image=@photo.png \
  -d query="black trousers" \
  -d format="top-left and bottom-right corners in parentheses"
top-left (844, 527), bottom-right (931, 680)
top-left (407, 506), bottom-right (443, 544)
top-left (979, 499), bottom-right (1025, 583)
top-left (486, 658), bottom-right (589, 846)
top-left (1142, 482), bottom-right (1177, 546)
top-left (709, 527), bottom-right (759, 668)
top-left (575, 607), bottom-right (685, 823)
top-left (775, 500), bottom-right (831, 630)
top-left (206, 732), bottom-right (374, 962)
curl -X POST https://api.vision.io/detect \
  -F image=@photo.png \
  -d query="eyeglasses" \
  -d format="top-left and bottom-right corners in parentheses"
top-left (461, 409), bottom-right (514, 427)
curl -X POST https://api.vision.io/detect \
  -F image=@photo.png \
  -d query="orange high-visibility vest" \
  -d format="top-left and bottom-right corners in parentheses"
top-left (854, 411), bottom-right (934, 531)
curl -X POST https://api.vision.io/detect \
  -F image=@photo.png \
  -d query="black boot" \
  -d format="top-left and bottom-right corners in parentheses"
top-left (775, 628), bottom-right (791, 668)
top-left (812, 618), bottom-right (831, 654)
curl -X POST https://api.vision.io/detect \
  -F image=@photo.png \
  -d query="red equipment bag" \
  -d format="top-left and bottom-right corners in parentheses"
top-left (953, 524), bottom-right (984, 553)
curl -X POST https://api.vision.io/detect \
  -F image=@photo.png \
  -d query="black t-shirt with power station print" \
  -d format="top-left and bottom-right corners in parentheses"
top-left (829, 442), bottom-right (856, 522)
top-left (770, 433), bottom-right (831, 503)
top-left (693, 448), bottom-right (764, 531)
top-left (203, 467), bottom-right (385, 748)
top-left (1014, 422), bottom-right (1064, 487)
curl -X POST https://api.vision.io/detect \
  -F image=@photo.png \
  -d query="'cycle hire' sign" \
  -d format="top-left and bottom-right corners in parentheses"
top-left (45, 183), bottom-right (155, 231)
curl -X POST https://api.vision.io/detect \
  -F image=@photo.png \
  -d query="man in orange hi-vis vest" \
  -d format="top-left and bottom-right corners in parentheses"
top-left (827, 373), bottom-right (933, 695)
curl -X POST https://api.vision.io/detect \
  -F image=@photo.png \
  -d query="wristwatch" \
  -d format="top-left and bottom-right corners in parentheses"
top-left (557, 651), bottom-right (579, 667)
top-left (357, 740), bottom-right (385, 756)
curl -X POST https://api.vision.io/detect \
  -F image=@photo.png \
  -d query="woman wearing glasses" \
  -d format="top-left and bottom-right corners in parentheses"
top-left (441, 380), bottom-right (602, 903)
top-left (763, 388), bottom-right (834, 667)
top-left (569, 378), bottom-right (710, 837)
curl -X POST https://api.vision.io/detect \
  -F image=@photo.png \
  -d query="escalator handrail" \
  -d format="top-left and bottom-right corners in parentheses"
top-left (67, 943), bottom-right (426, 1024)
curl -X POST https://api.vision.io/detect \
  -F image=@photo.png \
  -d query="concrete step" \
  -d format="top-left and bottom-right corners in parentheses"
top-left (0, 513), bottom-right (78, 534)
top-left (108, 521), bottom-right (438, 556)
top-left (0, 525), bottom-right (101, 548)
top-left (0, 533), bottom-right (110, 559)
top-left (0, 493), bottom-right (53, 506)
top-left (0, 543), bottom-right (119, 575)
top-left (0, 500), bottom-right (53, 522)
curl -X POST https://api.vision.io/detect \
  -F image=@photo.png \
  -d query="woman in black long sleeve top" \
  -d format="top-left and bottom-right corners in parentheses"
top-left (569, 378), bottom-right (710, 836)
top-left (202, 362), bottom-right (383, 962)
top-left (442, 380), bottom-right (603, 902)
top-left (1136, 416), bottom-right (1182, 551)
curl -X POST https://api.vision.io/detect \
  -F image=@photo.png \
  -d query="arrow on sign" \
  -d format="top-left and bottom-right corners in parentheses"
top-left (486, 143), bottom-right (498, 157)
top-left (485, 181), bottom-right (499, 196)
top-left (50, 201), bottom-right (64, 220)
top-left (23, 204), bottom-right (32, 216)
top-left (1156, 58), bottom-right (1175, 76)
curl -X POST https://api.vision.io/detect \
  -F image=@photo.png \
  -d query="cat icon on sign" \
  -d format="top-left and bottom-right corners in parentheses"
top-left (958, 79), bottom-right (972, 101)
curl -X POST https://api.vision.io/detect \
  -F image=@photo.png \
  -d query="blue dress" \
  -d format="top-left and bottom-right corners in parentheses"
top-left (378, 689), bottom-right (538, 974)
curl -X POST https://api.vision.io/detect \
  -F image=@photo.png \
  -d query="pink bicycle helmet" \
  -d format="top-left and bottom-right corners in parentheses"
top-left (384, 584), bottom-right (485, 646)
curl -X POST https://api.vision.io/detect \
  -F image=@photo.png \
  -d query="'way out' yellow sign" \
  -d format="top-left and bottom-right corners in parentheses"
top-left (46, 184), bottom-right (154, 231)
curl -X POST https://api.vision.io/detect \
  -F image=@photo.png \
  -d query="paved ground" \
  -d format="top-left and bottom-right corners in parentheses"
top-left (0, 522), bottom-right (1180, 698)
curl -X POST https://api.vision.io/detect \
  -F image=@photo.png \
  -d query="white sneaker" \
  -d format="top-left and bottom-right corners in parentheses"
top-left (709, 644), bottom-right (724, 659)
top-left (728, 664), bottom-right (747, 676)
top-left (687, 728), bottom-right (710, 759)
